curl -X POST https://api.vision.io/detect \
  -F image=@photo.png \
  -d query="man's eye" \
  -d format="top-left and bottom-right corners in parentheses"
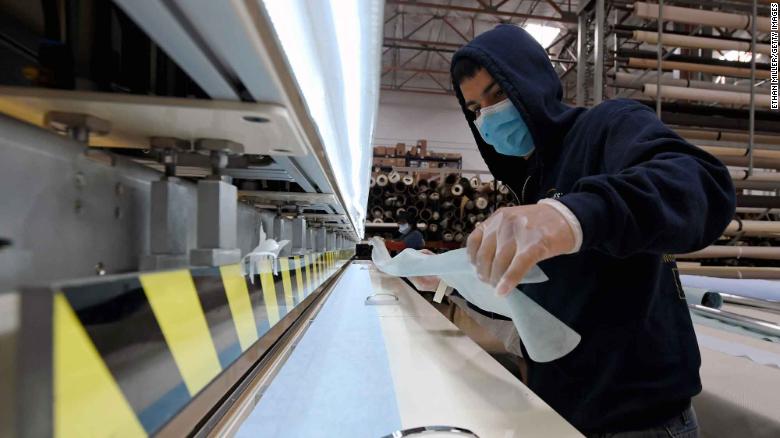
top-left (473, 108), bottom-right (481, 116)
top-left (496, 89), bottom-right (505, 98)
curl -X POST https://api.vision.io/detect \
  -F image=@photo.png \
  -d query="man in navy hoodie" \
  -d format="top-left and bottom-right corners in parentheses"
top-left (449, 25), bottom-right (735, 436)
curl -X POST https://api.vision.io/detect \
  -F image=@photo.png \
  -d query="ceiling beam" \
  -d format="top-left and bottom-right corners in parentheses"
top-left (383, 66), bottom-right (451, 75)
top-left (384, 37), bottom-right (462, 50)
top-left (386, 0), bottom-right (576, 24)
top-left (441, 16), bottom-right (471, 42)
top-left (543, 0), bottom-right (564, 17)
top-left (381, 86), bottom-right (454, 96)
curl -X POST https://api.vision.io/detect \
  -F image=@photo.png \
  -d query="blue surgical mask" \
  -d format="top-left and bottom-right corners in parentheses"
top-left (474, 98), bottom-right (535, 158)
top-left (398, 223), bottom-right (410, 234)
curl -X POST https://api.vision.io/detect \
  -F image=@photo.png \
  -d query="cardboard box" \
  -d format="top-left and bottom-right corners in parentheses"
top-left (395, 143), bottom-right (406, 156)
top-left (373, 157), bottom-right (395, 167)
top-left (416, 139), bottom-right (428, 157)
top-left (394, 158), bottom-right (406, 167)
top-left (373, 146), bottom-right (387, 157)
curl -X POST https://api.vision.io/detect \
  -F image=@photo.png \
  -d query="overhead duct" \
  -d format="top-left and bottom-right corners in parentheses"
top-left (642, 84), bottom-right (772, 108)
top-left (729, 170), bottom-right (780, 190)
top-left (627, 58), bottom-right (771, 80)
top-left (633, 2), bottom-right (771, 33)
top-left (736, 207), bottom-right (780, 214)
top-left (612, 72), bottom-right (770, 95)
top-left (723, 220), bottom-right (780, 237)
top-left (678, 246), bottom-right (780, 260)
top-left (700, 146), bottom-right (780, 170)
top-left (631, 30), bottom-right (771, 55)
top-left (675, 127), bottom-right (780, 146)
top-left (678, 265), bottom-right (780, 280)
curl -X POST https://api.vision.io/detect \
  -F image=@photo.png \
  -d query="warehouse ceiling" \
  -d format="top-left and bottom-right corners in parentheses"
top-left (382, 0), bottom-right (580, 95)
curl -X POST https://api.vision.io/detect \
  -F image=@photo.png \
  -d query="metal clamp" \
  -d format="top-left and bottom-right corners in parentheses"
top-left (365, 293), bottom-right (399, 305)
top-left (381, 425), bottom-right (479, 438)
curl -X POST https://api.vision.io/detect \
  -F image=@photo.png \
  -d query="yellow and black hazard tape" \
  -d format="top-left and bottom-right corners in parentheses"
top-left (15, 249), bottom-right (354, 438)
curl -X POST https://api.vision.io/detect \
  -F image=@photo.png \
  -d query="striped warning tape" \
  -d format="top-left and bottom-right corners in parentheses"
top-left (14, 250), bottom-right (354, 437)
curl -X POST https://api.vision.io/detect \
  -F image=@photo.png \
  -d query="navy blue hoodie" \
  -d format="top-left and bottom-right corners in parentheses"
top-left (451, 25), bottom-right (736, 433)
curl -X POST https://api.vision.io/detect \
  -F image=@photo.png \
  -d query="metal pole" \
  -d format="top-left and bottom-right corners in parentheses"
top-left (656, 0), bottom-right (664, 117)
top-left (594, 0), bottom-right (605, 104)
top-left (748, 0), bottom-right (757, 176)
top-left (576, 11), bottom-right (587, 106)
top-left (613, 6), bottom-right (619, 98)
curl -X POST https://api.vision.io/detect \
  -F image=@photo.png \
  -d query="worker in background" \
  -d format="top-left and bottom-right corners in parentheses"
top-left (432, 25), bottom-right (735, 437)
top-left (396, 211), bottom-right (425, 250)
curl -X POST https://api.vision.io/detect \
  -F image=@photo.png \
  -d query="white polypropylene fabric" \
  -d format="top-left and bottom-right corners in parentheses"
top-left (242, 225), bottom-right (290, 282)
top-left (370, 238), bottom-right (581, 363)
top-left (696, 333), bottom-right (780, 369)
top-left (681, 275), bottom-right (780, 302)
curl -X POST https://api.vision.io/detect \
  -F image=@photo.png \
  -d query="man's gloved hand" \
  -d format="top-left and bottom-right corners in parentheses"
top-left (408, 249), bottom-right (440, 291)
top-left (467, 204), bottom-right (577, 296)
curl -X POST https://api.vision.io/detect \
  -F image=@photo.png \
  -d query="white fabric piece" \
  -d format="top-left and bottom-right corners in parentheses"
top-left (538, 198), bottom-right (583, 253)
top-left (242, 225), bottom-right (290, 283)
top-left (692, 313), bottom-right (780, 344)
top-left (370, 238), bottom-right (581, 363)
top-left (681, 275), bottom-right (780, 301)
top-left (696, 333), bottom-right (780, 369)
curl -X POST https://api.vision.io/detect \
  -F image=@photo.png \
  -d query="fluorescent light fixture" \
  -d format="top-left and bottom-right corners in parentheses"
top-left (263, 0), bottom-right (382, 238)
top-left (523, 23), bottom-right (560, 49)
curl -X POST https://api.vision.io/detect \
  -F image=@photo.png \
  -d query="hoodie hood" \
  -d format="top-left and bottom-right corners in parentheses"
top-left (451, 24), bottom-right (584, 182)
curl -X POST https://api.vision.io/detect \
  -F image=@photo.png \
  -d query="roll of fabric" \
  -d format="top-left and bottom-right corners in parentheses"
top-left (683, 286), bottom-right (724, 309)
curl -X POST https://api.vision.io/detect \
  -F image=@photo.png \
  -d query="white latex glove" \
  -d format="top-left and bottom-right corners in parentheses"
top-left (408, 249), bottom-right (440, 291)
top-left (467, 204), bottom-right (576, 296)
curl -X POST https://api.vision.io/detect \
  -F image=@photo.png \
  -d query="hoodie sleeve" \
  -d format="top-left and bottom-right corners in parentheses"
top-left (557, 102), bottom-right (736, 257)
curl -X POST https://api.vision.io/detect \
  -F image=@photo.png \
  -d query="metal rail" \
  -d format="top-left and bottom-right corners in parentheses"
top-left (690, 304), bottom-right (780, 339)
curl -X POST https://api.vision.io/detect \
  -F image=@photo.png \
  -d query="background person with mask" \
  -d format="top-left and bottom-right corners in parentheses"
top-left (411, 24), bottom-right (735, 437)
top-left (396, 211), bottom-right (424, 250)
